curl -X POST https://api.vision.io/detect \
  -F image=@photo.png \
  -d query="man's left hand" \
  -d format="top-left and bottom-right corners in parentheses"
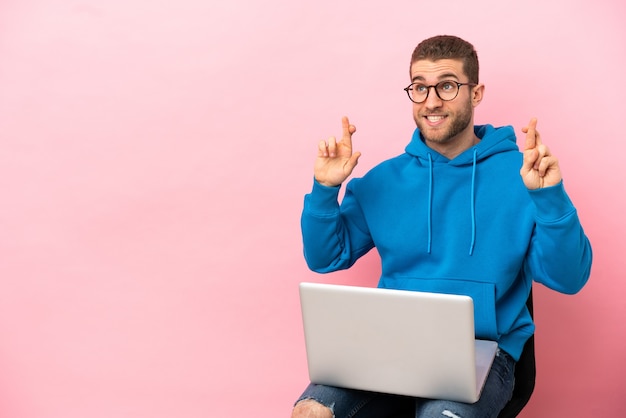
top-left (520, 118), bottom-right (562, 189)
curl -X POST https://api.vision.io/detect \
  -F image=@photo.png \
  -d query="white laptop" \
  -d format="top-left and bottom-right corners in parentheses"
top-left (299, 282), bottom-right (498, 404)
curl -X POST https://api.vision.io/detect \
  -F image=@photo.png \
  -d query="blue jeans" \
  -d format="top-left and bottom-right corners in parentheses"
top-left (295, 349), bottom-right (515, 418)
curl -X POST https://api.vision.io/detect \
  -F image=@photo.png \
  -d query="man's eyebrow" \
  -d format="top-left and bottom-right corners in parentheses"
top-left (411, 72), bottom-right (460, 83)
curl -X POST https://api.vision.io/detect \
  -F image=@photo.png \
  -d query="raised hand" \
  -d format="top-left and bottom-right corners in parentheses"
top-left (314, 116), bottom-right (362, 187)
top-left (520, 118), bottom-right (562, 190)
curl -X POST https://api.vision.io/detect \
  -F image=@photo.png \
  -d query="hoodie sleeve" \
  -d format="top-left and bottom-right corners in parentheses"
top-left (300, 178), bottom-right (374, 273)
top-left (525, 181), bottom-right (593, 294)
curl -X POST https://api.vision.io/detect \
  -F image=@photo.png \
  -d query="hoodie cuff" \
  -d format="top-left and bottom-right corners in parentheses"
top-left (528, 181), bottom-right (576, 223)
top-left (304, 178), bottom-right (342, 215)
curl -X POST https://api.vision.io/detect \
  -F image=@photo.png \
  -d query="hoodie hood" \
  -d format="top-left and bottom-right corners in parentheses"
top-left (404, 124), bottom-right (519, 255)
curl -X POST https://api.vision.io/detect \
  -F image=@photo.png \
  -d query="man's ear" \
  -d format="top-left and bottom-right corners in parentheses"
top-left (472, 84), bottom-right (485, 107)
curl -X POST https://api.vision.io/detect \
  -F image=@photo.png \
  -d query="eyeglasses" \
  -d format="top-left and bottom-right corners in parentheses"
top-left (403, 80), bottom-right (476, 104)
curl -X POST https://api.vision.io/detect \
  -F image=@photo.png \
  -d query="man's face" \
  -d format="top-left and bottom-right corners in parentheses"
top-left (409, 59), bottom-right (481, 146)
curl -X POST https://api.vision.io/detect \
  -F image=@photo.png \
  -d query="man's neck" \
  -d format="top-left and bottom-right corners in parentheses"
top-left (425, 133), bottom-right (481, 160)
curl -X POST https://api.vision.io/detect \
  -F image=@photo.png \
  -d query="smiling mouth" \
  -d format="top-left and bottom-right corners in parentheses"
top-left (424, 115), bottom-right (447, 124)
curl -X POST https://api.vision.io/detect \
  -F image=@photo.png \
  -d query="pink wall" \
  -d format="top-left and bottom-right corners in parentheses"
top-left (0, 1), bottom-right (624, 416)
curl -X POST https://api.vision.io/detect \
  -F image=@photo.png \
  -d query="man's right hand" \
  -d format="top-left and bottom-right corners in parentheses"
top-left (314, 116), bottom-right (361, 187)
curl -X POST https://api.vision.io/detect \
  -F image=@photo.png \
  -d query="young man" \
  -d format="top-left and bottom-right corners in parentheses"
top-left (293, 35), bottom-right (592, 418)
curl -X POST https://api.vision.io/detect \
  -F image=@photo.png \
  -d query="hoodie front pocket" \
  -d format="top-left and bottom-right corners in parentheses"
top-left (380, 276), bottom-right (499, 341)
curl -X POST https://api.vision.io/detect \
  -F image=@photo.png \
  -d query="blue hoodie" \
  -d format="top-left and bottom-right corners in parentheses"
top-left (301, 124), bottom-right (592, 361)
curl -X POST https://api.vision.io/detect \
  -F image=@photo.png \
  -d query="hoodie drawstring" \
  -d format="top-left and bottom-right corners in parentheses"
top-left (427, 153), bottom-right (433, 254)
top-left (425, 149), bottom-right (477, 255)
top-left (469, 149), bottom-right (478, 255)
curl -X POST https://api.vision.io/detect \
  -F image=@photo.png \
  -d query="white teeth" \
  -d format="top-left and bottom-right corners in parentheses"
top-left (426, 116), bottom-right (444, 122)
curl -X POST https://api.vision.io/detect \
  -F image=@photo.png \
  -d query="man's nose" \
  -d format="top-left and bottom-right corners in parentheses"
top-left (423, 86), bottom-right (443, 108)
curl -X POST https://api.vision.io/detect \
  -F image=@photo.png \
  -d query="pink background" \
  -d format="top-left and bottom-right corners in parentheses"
top-left (0, 0), bottom-right (624, 416)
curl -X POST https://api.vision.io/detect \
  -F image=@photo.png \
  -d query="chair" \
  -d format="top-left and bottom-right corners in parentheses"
top-left (497, 289), bottom-right (536, 417)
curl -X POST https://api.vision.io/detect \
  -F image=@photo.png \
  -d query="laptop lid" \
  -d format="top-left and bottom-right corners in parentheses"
top-left (299, 282), bottom-right (498, 403)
